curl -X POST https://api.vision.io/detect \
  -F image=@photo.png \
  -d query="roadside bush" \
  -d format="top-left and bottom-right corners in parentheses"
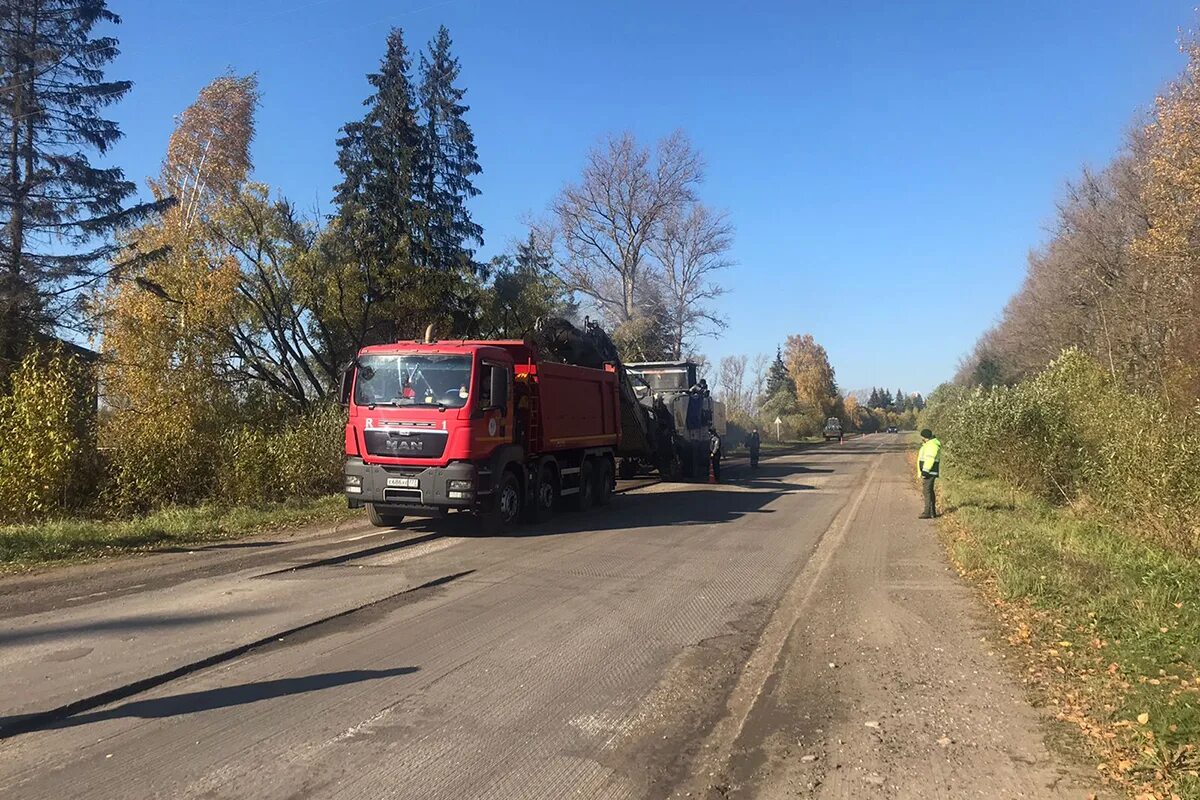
top-left (101, 402), bottom-right (224, 514)
top-left (0, 348), bottom-right (97, 522)
top-left (924, 350), bottom-right (1200, 553)
top-left (217, 404), bottom-right (344, 506)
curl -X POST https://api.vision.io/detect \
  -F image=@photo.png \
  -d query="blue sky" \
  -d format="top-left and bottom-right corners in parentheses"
top-left (103, 0), bottom-right (1195, 393)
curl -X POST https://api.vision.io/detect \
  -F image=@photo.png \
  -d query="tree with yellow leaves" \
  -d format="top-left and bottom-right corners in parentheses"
top-left (1130, 37), bottom-right (1200, 409)
top-left (783, 333), bottom-right (841, 421)
top-left (99, 74), bottom-right (258, 508)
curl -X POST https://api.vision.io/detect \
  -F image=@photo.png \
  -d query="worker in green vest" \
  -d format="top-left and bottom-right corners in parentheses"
top-left (917, 428), bottom-right (941, 519)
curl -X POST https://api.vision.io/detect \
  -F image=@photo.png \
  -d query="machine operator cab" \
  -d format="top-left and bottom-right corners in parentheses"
top-left (625, 361), bottom-right (726, 437)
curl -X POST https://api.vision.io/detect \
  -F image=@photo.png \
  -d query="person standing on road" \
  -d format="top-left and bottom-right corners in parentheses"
top-left (917, 428), bottom-right (941, 519)
top-left (747, 428), bottom-right (761, 469)
top-left (709, 427), bottom-right (723, 483)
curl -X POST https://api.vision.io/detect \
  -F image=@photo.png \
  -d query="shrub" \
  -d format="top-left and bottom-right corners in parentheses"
top-left (0, 348), bottom-right (97, 522)
top-left (101, 401), bottom-right (224, 514)
top-left (924, 350), bottom-right (1200, 553)
top-left (217, 404), bottom-right (344, 506)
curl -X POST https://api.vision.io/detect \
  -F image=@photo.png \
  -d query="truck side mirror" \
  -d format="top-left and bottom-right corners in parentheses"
top-left (338, 364), bottom-right (354, 407)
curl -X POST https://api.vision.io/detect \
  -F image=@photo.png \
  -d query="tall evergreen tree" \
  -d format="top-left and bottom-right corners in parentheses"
top-left (0, 0), bottom-right (167, 373)
top-left (765, 346), bottom-right (795, 397)
top-left (333, 27), bottom-right (421, 264)
top-left (415, 26), bottom-right (482, 272)
top-left (868, 387), bottom-right (881, 408)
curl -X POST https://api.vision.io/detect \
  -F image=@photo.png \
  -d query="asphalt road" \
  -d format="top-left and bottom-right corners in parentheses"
top-left (0, 436), bottom-right (1097, 799)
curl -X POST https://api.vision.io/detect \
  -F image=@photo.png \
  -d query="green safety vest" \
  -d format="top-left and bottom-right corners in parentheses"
top-left (918, 438), bottom-right (941, 477)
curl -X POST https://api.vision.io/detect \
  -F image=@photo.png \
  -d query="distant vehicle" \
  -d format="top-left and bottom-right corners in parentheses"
top-left (823, 417), bottom-right (843, 442)
top-left (886, 426), bottom-right (898, 433)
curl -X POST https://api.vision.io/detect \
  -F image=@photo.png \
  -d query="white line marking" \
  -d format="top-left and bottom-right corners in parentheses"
top-left (66, 590), bottom-right (109, 602)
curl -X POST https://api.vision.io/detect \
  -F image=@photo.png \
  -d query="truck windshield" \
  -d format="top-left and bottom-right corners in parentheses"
top-left (354, 354), bottom-right (472, 408)
top-left (630, 368), bottom-right (692, 393)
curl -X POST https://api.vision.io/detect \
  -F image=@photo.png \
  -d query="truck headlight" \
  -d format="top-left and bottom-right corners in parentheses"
top-left (448, 479), bottom-right (473, 491)
top-left (345, 475), bottom-right (362, 487)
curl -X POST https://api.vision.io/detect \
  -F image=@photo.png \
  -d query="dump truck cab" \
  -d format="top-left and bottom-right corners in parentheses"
top-left (342, 336), bottom-right (622, 529)
top-left (342, 341), bottom-right (522, 519)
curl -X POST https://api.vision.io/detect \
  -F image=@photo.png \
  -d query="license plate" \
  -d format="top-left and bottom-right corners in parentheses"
top-left (387, 477), bottom-right (419, 488)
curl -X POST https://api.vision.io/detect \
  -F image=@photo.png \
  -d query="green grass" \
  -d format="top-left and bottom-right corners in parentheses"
top-left (0, 494), bottom-right (355, 573)
top-left (937, 470), bottom-right (1200, 795)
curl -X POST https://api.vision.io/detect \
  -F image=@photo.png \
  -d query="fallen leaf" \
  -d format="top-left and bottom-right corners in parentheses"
top-left (1137, 712), bottom-right (1150, 725)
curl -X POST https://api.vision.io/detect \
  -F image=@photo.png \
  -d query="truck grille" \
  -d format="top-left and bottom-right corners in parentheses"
top-left (363, 430), bottom-right (447, 459)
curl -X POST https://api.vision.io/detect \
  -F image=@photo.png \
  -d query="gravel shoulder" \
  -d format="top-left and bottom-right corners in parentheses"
top-left (679, 437), bottom-right (1103, 798)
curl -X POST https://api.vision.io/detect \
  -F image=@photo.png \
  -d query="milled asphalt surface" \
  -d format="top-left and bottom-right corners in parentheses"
top-left (0, 436), bottom-right (1098, 799)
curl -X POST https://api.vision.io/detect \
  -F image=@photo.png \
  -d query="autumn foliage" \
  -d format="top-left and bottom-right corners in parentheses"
top-left (959, 37), bottom-right (1200, 414)
top-left (0, 24), bottom-right (575, 523)
top-left (0, 348), bottom-right (96, 521)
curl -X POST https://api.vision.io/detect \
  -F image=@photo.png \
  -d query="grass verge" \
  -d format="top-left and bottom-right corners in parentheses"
top-left (934, 469), bottom-right (1200, 799)
top-left (0, 494), bottom-right (356, 573)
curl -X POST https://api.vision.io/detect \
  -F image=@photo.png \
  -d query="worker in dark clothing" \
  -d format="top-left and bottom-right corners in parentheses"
top-left (917, 428), bottom-right (942, 519)
top-left (747, 428), bottom-right (761, 469)
top-left (708, 427), bottom-right (723, 483)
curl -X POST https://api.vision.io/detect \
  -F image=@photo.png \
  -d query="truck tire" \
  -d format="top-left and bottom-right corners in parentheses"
top-left (594, 458), bottom-right (613, 506)
top-left (571, 461), bottom-right (595, 512)
top-left (366, 504), bottom-right (404, 528)
top-left (662, 452), bottom-right (683, 482)
top-left (526, 463), bottom-right (557, 523)
top-left (483, 469), bottom-right (523, 534)
top-left (618, 458), bottom-right (637, 480)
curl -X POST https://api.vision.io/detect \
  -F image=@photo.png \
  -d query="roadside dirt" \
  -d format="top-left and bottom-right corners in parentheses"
top-left (664, 442), bottom-right (1104, 799)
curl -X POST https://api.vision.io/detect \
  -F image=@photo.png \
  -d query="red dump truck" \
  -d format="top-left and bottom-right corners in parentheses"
top-left (341, 336), bottom-right (624, 531)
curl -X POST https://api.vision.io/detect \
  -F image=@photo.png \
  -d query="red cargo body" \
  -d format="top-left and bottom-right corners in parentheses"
top-left (516, 360), bottom-right (619, 454)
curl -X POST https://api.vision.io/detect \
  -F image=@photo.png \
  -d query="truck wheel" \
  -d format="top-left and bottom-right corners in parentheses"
top-left (484, 469), bottom-right (523, 534)
top-left (366, 504), bottom-right (404, 528)
top-left (526, 463), bottom-right (557, 523)
top-left (618, 458), bottom-right (637, 480)
top-left (663, 452), bottom-right (683, 482)
top-left (571, 461), bottom-right (595, 512)
top-left (594, 459), bottom-right (613, 506)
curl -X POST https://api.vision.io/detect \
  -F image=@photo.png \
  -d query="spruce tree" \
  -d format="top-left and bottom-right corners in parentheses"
top-left (768, 347), bottom-right (787, 393)
top-left (0, 0), bottom-right (167, 372)
top-left (415, 26), bottom-right (482, 272)
top-left (868, 387), bottom-right (881, 408)
top-left (765, 347), bottom-right (793, 396)
top-left (334, 27), bottom-right (422, 264)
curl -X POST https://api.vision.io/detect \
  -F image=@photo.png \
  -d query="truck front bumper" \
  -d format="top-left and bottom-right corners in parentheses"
top-left (343, 458), bottom-right (485, 516)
